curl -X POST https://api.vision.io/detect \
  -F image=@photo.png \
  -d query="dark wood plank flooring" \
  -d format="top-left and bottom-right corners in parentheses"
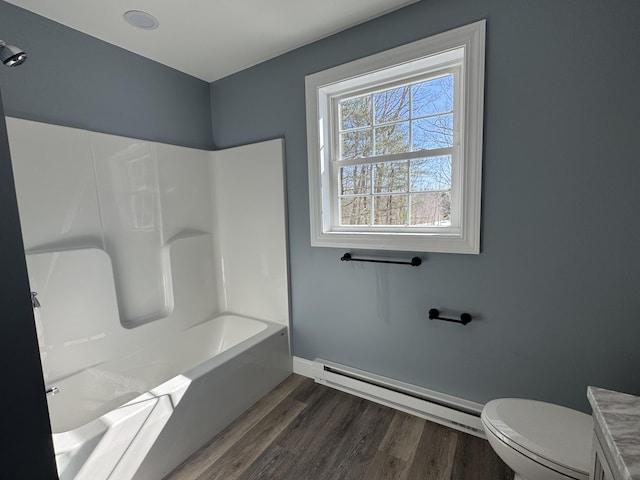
top-left (164, 374), bottom-right (513, 480)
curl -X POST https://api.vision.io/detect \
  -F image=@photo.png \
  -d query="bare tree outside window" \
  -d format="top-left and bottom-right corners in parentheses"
top-left (338, 74), bottom-right (453, 227)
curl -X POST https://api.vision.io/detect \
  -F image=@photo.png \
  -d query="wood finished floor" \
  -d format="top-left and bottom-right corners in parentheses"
top-left (164, 374), bottom-right (514, 480)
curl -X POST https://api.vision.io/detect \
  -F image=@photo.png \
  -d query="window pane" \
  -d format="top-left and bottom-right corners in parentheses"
top-left (340, 165), bottom-right (372, 195)
top-left (373, 160), bottom-right (408, 193)
top-left (410, 192), bottom-right (451, 226)
top-left (340, 95), bottom-right (372, 130)
top-left (374, 122), bottom-right (410, 155)
top-left (412, 75), bottom-right (454, 117)
top-left (340, 130), bottom-right (372, 160)
top-left (374, 86), bottom-right (410, 124)
top-left (412, 114), bottom-right (453, 150)
top-left (340, 196), bottom-right (370, 225)
top-left (374, 195), bottom-right (408, 225)
top-left (410, 156), bottom-right (451, 191)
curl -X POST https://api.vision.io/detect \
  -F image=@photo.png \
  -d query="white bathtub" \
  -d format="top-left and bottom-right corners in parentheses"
top-left (48, 314), bottom-right (291, 480)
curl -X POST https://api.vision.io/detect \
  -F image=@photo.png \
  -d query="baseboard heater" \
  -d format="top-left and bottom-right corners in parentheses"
top-left (312, 359), bottom-right (485, 438)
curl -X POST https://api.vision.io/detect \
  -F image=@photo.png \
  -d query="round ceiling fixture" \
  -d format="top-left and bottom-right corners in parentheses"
top-left (124, 10), bottom-right (159, 30)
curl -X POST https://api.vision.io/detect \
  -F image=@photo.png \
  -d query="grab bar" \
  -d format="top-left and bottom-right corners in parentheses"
top-left (428, 308), bottom-right (472, 325)
top-left (340, 253), bottom-right (422, 267)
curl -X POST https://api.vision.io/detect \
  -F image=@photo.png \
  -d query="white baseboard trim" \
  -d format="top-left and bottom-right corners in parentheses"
top-left (292, 356), bottom-right (486, 438)
top-left (292, 356), bottom-right (315, 378)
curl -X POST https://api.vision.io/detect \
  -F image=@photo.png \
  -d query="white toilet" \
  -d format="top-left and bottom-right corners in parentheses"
top-left (481, 399), bottom-right (593, 480)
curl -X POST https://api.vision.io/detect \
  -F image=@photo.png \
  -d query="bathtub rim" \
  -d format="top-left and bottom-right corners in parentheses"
top-left (178, 312), bottom-right (287, 381)
top-left (48, 313), bottom-right (288, 436)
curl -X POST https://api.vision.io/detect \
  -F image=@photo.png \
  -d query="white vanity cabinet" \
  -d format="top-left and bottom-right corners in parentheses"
top-left (587, 386), bottom-right (640, 480)
top-left (591, 432), bottom-right (616, 480)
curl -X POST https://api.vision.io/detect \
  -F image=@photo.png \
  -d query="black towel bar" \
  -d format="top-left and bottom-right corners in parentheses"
top-left (428, 308), bottom-right (472, 325)
top-left (340, 252), bottom-right (421, 266)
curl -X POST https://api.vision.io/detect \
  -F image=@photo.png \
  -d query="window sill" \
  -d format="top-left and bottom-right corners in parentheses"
top-left (311, 230), bottom-right (479, 254)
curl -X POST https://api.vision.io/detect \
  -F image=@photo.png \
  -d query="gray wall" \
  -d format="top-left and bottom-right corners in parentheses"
top-left (210, 0), bottom-right (640, 412)
top-left (0, 1), bottom-right (213, 149)
top-left (0, 95), bottom-right (57, 476)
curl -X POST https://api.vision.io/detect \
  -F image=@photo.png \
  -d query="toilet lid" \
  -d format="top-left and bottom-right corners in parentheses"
top-left (481, 399), bottom-right (593, 476)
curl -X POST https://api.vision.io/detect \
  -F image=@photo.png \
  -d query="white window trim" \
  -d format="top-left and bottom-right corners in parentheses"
top-left (306, 20), bottom-right (485, 254)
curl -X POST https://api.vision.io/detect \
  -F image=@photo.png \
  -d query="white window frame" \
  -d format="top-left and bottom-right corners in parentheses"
top-left (305, 20), bottom-right (485, 254)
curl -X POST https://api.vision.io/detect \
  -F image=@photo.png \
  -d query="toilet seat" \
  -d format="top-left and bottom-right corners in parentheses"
top-left (481, 399), bottom-right (593, 479)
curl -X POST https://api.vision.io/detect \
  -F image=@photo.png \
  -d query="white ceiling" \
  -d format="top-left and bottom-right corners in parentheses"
top-left (6, 0), bottom-right (419, 82)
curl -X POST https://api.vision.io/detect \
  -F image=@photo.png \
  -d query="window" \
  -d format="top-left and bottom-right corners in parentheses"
top-left (306, 20), bottom-right (485, 254)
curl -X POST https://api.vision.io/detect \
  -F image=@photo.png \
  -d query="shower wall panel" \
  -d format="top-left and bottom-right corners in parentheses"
top-left (7, 118), bottom-right (219, 382)
top-left (211, 140), bottom-right (289, 325)
top-left (91, 136), bottom-right (171, 325)
top-left (6, 118), bottom-right (102, 252)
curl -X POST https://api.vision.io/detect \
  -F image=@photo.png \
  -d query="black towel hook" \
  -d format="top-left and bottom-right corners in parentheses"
top-left (428, 308), bottom-right (472, 325)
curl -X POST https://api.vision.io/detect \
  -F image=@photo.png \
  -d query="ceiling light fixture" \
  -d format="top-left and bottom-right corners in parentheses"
top-left (123, 10), bottom-right (159, 30)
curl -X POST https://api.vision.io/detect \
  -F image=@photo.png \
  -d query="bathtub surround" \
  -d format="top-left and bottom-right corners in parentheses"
top-left (8, 118), bottom-right (289, 376)
top-left (7, 118), bottom-right (290, 479)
